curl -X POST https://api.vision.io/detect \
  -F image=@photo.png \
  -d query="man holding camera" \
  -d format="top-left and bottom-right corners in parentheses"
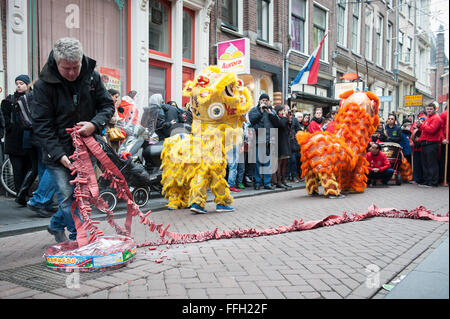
top-left (248, 93), bottom-right (278, 190)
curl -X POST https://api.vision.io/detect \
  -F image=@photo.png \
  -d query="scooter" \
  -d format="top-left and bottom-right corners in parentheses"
top-left (98, 104), bottom-right (162, 212)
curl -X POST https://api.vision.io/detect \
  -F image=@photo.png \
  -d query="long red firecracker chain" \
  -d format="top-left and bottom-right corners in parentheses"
top-left (67, 127), bottom-right (449, 249)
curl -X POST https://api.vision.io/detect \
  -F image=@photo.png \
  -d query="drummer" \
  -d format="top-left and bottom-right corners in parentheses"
top-left (365, 143), bottom-right (395, 186)
top-left (382, 113), bottom-right (402, 144)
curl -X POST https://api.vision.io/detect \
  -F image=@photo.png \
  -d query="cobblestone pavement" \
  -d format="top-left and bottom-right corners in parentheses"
top-left (0, 183), bottom-right (448, 299)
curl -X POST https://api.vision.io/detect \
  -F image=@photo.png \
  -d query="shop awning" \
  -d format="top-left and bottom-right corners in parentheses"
top-left (291, 91), bottom-right (340, 107)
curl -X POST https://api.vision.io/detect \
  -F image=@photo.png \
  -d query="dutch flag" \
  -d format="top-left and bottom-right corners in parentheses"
top-left (290, 32), bottom-right (328, 86)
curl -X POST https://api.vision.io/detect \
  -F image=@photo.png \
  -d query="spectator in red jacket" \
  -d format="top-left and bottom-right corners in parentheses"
top-left (418, 103), bottom-right (442, 187)
top-left (308, 107), bottom-right (324, 133)
top-left (439, 103), bottom-right (448, 184)
top-left (365, 143), bottom-right (394, 186)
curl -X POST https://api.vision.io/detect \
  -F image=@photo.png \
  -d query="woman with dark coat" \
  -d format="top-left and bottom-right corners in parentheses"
top-left (272, 105), bottom-right (292, 189)
top-left (0, 75), bottom-right (37, 205)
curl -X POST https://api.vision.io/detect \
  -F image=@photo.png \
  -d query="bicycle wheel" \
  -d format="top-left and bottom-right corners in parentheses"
top-left (1, 158), bottom-right (17, 196)
top-left (132, 187), bottom-right (149, 207)
top-left (98, 190), bottom-right (118, 213)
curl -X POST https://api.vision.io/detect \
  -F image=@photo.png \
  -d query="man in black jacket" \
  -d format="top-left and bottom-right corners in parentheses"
top-left (248, 93), bottom-right (278, 190)
top-left (31, 37), bottom-right (115, 243)
top-left (156, 101), bottom-right (185, 140)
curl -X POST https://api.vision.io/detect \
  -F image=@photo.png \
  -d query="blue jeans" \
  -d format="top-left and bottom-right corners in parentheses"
top-left (287, 151), bottom-right (298, 180)
top-left (28, 148), bottom-right (62, 209)
top-left (28, 166), bottom-right (63, 210)
top-left (227, 146), bottom-right (245, 187)
top-left (254, 143), bottom-right (274, 186)
top-left (47, 164), bottom-right (82, 241)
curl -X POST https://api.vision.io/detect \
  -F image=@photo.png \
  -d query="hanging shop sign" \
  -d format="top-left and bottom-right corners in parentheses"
top-left (334, 81), bottom-right (364, 99)
top-left (404, 94), bottom-right (423, 107)
top-left (217, 38), bottom-right (250, 75)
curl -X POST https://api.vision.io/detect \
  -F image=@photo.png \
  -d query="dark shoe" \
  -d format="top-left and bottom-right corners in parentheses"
top-left (276, 184), bottom-right (285, 189)
top-left (44, 205), bottom-right (59, 213)
top-left (282, 183), bottom-right (292, 188)
top-left (27, 203), bottom-right (53, 218)
top-left (263, 185), bottom-right (275, 190)
top-left (15, 196), bottom-right (27, 207)
top-left (47, 226), bottom-right (68, 243)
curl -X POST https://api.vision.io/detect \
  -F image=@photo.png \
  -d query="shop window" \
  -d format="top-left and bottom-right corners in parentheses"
top-left (183, 8), bottom-right (195, 63)
top-left (149, 60), bottom-right (171, 102)
top-left (37, 0), bottom-right (127, 90)
top-left (182, 67), bottom-right (195, 108)
top-left (149, 0), bottom-right (171, 57)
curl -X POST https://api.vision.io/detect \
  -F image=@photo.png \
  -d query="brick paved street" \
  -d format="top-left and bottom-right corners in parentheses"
top-left (0, 183), bottom-right (448, 300)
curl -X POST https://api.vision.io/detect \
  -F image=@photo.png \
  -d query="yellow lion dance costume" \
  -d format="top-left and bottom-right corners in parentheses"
top-left (160, 66), bottom-right (252, 213)
top-left (296, 90), bottom-right (380, 197)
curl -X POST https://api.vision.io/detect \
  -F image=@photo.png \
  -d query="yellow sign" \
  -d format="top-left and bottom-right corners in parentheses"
top-left (404, 94), bottom-right (423, 107)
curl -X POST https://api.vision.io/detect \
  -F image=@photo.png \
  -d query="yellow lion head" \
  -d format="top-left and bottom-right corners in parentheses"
top-left (183, 66), bottom-right (253, 128)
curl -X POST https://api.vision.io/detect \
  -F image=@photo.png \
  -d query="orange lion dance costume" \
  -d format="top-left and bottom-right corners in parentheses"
top-left (296, 90), bottom-right (380, 197)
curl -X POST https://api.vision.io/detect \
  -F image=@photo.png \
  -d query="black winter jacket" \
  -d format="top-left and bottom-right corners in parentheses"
top-left (156, 103), bottom-right (185, 139)
top-left (31, 51), bottom-right (115, 164)
top-left (1, 92), bottom-right (28, 156)
top-left (248, 105), bottom-right (278, 144)
top-left (271, 115), bottom-right (291, 157)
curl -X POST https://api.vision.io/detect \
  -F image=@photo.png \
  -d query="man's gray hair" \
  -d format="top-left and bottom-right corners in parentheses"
top-left (53, 37), bottom-right (83, 64)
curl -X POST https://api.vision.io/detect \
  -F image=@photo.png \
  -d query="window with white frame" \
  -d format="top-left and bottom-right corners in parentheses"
top-left (418, 47), bottom-right (425, 82)
top-left (398, 31), bottom-right (404, 62)
top-left (337, 0), bottom-right (347, 46)
top-left (221, 0), bottom-right (239, 31)
top-left (405, 36), bottom-right (412, 64)
top-left (291, 0), bottom-right (306, 53)
top-left (364, 7), bottom-right (373, 61)
top-left (387, 22), bottom-right (393, 70)
top-left (407, 1), bottom-right (412, 20)
top-left (375, 15), bottom-right (383, 65)
top-left (149, 0), bottom-right (171, 56)
top-left (257, 0), bottom-right (271, 42)
top-left (313, 5), bottom-right (327, 61)
top-left (352, 1), bottom-right (361, 53)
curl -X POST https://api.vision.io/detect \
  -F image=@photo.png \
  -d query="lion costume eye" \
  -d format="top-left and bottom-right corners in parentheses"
top-left (208, 103), bottom-right (225, 119)
top-left (224, 83), bottom-right (235, 97)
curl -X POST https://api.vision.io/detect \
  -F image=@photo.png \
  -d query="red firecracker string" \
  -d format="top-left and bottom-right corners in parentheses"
top-left (68, 127), bottom-right (448, 250)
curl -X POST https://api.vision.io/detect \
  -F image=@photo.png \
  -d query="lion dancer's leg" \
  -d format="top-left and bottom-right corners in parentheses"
top-left (210, 160), bottom-right (234, 212)
top-left (188, 167), bottom-right (210, 214)
top-left (318, 172), bottom-right (340, 197)
top-left (305, 170), bottom-right (320, 195)
top-left (164, 186), bottom-right (187, 210)
top-left (349, 156), bottom-right (369, 192)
